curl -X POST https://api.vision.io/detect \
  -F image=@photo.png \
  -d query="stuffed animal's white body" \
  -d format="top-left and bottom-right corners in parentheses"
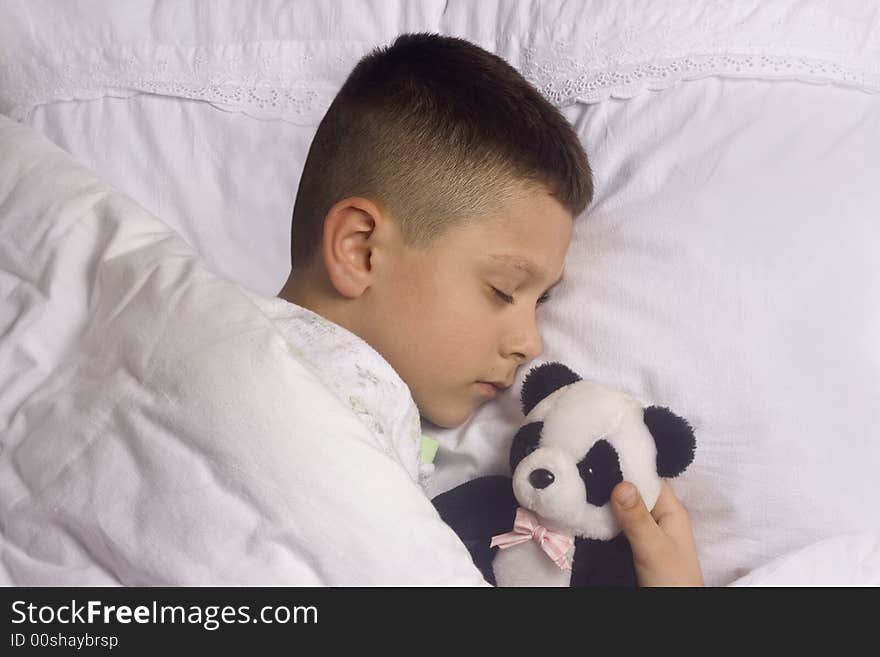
top-left (493, 537), bottom-right (574, 586)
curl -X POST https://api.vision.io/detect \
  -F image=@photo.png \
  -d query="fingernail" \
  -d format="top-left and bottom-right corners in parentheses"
top-left (616, 483), bottom-right (637, 509)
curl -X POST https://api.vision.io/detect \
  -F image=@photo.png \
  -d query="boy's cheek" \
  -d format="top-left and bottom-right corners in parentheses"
top-left (415, 380), bottom-right (480, 429)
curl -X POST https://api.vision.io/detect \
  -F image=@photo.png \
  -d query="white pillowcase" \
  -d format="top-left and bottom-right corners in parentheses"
top-left (427, 77), bottom-right (880, 585)
top-left (26, 94), bottom-right (308, 296)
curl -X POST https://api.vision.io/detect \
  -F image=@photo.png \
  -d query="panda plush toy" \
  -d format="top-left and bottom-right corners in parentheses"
top-left (432, 362), bottom-right (696, 587)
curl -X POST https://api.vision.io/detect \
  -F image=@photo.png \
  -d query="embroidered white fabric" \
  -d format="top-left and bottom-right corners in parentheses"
top-left (0, 41), bottom-right (353, 125)
top-left (1, 0), bottom-right (878, 123)
top-left (517, 1), bottom-right (880, 106)
top-left (242, 290), bottom-right (433, 487)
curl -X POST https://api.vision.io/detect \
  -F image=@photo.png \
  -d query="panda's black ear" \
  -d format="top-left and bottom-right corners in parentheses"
top-left (643, 406), bottom-right (696, 478)
top-left (520, 362), bottom-right (581, 417)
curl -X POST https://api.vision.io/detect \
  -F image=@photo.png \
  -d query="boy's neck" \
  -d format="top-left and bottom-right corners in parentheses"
top-left (277, 269), bottom-right (358, 337)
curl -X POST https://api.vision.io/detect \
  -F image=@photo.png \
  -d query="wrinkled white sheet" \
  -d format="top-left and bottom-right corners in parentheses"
top-left (0, 114), bottom-right (487, 585)
top-left (730, 532), bottom-right (880, 587)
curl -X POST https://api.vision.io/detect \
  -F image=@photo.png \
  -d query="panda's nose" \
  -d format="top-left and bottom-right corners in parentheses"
top-left (528, 468), bottom-right (555, 489)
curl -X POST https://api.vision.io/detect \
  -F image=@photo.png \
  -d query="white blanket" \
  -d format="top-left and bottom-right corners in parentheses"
top-left (730, 532), bottom-right (880, 587)
top-left (0, 114), bottom-right (486, 586)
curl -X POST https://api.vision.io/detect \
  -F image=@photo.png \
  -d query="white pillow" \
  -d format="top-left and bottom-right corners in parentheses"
top-left (427, 77), bottom-right (880, 586)
top-left (25, 94), bottom-right (309, 296)
top-left (3, 0), bottom-right (878, 295)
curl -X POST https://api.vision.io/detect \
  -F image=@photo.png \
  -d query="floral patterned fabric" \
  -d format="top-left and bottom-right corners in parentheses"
top-left (242, 289), bottom-right (434, 488)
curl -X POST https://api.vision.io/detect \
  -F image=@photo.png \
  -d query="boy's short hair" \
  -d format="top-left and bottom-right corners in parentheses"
top-left (289, 32), bottom-right (593, 272)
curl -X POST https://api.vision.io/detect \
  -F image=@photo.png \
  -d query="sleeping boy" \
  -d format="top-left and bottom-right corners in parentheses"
top-left (265, 32), bottom-right (702, 586)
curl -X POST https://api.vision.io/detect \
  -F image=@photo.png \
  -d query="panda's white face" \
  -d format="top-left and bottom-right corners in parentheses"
top-left (510, 381), bottom-right (663, 540)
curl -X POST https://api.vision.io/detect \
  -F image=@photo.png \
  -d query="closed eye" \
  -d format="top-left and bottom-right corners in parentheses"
top-left (492, 287), bottom-right (514, 304)
top-left (492, 287), bottom-right (551, 306)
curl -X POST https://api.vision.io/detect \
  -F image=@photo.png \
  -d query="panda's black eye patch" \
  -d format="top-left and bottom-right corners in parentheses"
top-left (577, 439), bottom-right (623, 507)
top-left (509, 421), bottom-right (543, 474)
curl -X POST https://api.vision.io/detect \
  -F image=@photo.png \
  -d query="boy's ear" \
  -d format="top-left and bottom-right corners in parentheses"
top-left (322, 197), bottom-right (380, 299)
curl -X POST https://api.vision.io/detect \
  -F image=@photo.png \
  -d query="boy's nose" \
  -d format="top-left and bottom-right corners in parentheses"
top-left (506, 313), bottom-right (543, 362)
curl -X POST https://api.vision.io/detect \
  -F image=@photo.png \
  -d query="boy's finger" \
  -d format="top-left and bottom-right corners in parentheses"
top-left (611, 482), bottom-right (665, 555)
top-left (650, 480), bottom-right (693, 537)
top-left (650, 480), bottom-right (685, 521)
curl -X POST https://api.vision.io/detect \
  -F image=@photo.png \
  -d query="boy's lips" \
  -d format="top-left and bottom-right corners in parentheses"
top-left (476, 382), bottom-right (500, 398)
top-left (477, 380), bottom-right (513, 394)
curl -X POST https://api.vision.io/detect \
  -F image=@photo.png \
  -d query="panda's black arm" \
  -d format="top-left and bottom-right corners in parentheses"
top-left (570, 533), bottom-right (639, 587)
top-left (431, 475), bottom-right (519, 586)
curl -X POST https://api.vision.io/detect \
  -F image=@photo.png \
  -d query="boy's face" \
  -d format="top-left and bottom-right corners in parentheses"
top-left (362, 189), bottom-right (573, 429)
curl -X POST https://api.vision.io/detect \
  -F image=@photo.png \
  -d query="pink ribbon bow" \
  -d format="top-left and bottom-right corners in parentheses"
top-left (490, 507), bottom-right (574, 571)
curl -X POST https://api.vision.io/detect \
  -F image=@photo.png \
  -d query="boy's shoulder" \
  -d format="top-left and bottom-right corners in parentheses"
top-left (241, 287), bottom-right (425, 483)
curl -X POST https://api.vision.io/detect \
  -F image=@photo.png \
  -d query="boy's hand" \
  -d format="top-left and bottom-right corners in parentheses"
top-left (611, 479), bottom-right (704, 587)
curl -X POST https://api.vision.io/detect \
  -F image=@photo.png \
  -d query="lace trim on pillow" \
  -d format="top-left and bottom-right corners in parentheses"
top-left (517, 1), bottom-right (879, 104)
top-left (0, 41), bottom-right (357, 125)
top-left (524, 49), bottom-right (880, 105)
top-left (1, 6), bottom-right (878, 124)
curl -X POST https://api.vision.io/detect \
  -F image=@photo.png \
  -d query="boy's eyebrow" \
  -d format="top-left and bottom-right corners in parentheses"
top-left (488, 254), bottom-right (545, 279)
top-left (488, 254), bottom-right (564, 289)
